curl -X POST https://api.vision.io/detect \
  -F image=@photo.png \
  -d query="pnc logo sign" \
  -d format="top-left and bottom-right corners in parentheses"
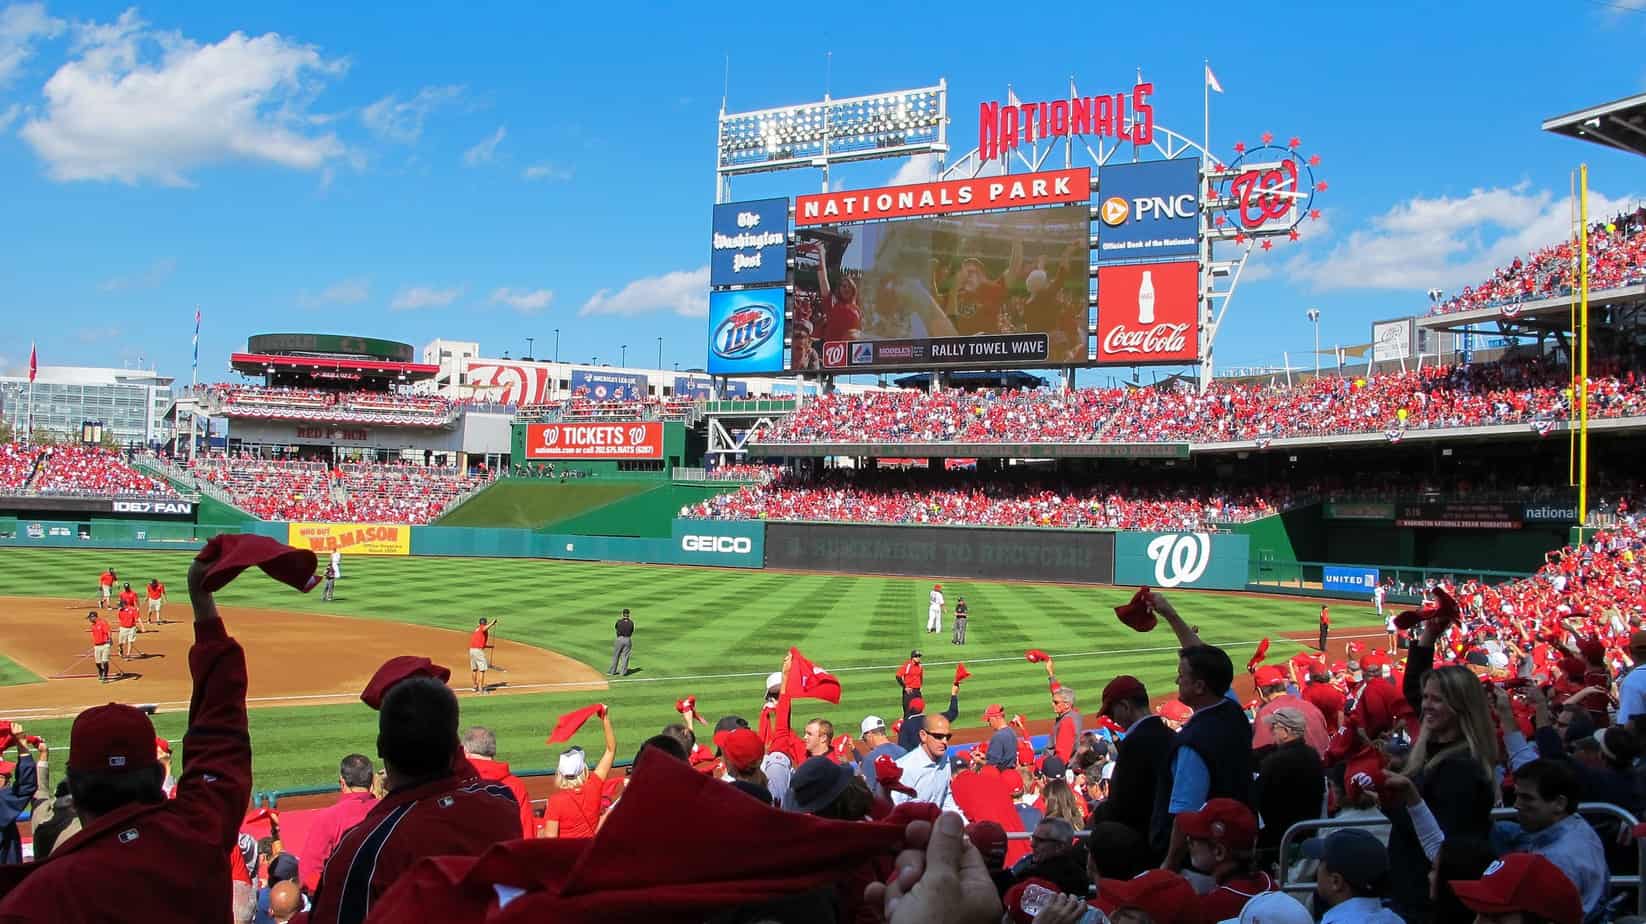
top-left (1101, 193), bottom-right (1197, 226)
top-left (681, 535), bottom-right (753, 554)
top-left (1099, 197), bottom-right (1129, 226)
top-left (1146, 533), bottom-right (1211, 588)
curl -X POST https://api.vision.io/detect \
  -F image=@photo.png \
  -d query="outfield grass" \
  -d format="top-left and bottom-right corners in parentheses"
top-left (0, 650), bottom-right (43, 687)
top-left (0, 547), bottom-right (1361, 792)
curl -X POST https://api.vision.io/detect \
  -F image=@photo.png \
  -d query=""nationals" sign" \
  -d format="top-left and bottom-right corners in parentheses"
top-left (794, 168), bottom-right (1089, 226)
top-left (525, 422), bottom-right (664, 460)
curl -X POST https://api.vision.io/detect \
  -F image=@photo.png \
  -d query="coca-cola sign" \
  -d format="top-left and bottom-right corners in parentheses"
top-left (1096, 261), bottom-right (1199, 365)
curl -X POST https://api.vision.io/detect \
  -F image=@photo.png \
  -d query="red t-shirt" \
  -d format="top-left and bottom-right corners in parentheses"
top-left (118, 606), bottom-right (139, 629)
top-left (99, 572), bottom-right (115, 588)
top-left (1320, 607), bottom-right (1330, 626)
top-left (817, 295), bottom-right (862, 343)
top-left (469, 626), bottom-right (489, 648)
top-left (147, 583), bottom-right (165, 600)
top-left (544, 779), bottom-right (605, 838)
top-left (898, 660), bottom-right (924, 690)
top-left (89, 619), bottom-right (111, 645)
top-left (119, 590), bottom-right (138, 609)
top-left (1192, 871), bottom-right (1276, 922)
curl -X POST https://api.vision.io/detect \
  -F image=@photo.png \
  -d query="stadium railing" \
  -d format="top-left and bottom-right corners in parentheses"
top-left (1248, 560), bottom-right (1531, 595)
top-left (136, 454), bottom-right (241, 508)
top-left (1275, 803), bottom-right (1645, 915)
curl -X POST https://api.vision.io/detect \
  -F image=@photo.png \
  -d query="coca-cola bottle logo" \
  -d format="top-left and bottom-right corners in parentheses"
top-left (1102, 323), bottom-right (1190, 355)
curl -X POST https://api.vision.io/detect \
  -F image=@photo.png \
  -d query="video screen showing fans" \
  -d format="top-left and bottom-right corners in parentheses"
top-left (790, 205), bottom-right (1091, 371)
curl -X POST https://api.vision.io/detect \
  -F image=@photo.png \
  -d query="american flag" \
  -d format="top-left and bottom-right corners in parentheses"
top-left (192, 308), bottom-right (201, 376)
top-left (1385, 427), bottom-right (1405, 445)
top-left (1531, 418), bottom-right (1556, 437)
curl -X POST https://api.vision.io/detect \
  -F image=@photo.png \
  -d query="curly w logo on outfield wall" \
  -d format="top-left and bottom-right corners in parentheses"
top-left (1146, 533), bottom-right (1211, 588)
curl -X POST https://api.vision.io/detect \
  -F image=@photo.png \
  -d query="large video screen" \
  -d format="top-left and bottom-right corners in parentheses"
top-left (790, 205), bottom-right (1090, 371)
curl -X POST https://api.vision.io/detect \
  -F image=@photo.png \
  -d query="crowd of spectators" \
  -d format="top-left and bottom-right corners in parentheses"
top-left (13, 520), bottom-right (1646, 922)
top-left (205, 385), bottom-right (455, 427)
top-left (686, 470), bottom-right (1293, 531)
top-left (759, 355), bottom-right (1646, 446)
top-left (187, 454), bottom-right (490, 524)
top-left (1428, 206), bottom-right (1646, 315)
top-left (0, 443), bottom-right (177, 497)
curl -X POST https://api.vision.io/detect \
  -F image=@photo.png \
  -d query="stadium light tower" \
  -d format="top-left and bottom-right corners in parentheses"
top-left (716, 82), bottom-right (948, 201)
top-left (621, 344), bottom-right (628, 367)
top-left (553, 329), bottom-right (560, 363)
top-left (1306, 308), bottom-right (1322, 375)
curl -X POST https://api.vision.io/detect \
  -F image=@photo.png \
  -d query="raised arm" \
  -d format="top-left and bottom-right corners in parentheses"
top-left (814, 246), bottom-right (832, 303)
top-left (592, 709), bottom-right (617, 780)
top-left (1148, 592), bottom-right (1204, 649)
top-left (173, 551), bottom-right (253, 851)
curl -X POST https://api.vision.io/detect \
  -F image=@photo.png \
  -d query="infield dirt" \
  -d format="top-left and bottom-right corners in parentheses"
top-left (0, 596), bottom-right (605, 718)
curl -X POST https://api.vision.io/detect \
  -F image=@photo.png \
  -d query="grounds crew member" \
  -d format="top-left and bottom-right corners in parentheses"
top-left (468, 617), bottom-right (495, 693)
top-left (0, 539), bottom-right (254, 920)
top-left (85, 611), bottom-right (113, 683)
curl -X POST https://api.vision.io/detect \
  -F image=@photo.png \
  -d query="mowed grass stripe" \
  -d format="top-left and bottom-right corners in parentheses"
top-left (0, 651), bottom-right (43, 687)
top-left (0, 547), bottom-right (1339, 791)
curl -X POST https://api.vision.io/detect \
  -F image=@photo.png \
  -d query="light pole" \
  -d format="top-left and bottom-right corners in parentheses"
top-left (656, 336), bottom-right (663, 370)
top-left (553, 329), bottom-right (560, 363)
top-left (620, 344), bottom-right (627, 367)
top-left (525, 337), bottom-right (534, 360)
top-left (1305, 308), bottom-right (1322, 376)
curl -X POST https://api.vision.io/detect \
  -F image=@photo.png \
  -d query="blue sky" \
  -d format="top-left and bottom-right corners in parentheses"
top-left (2, 0), bottom-right (1644, 386)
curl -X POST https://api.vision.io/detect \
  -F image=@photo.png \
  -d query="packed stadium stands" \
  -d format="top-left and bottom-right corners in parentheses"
top-left (186, 454), bottom-right (490, 524)
top-left (1427, 206), bottom-right (1646, 315)
top-left (757, 356), bottom-right (1646, 446)
top-left (0, 443), bottom-right (177, 497)
top-left (203, 384), bottom-right (456, 427)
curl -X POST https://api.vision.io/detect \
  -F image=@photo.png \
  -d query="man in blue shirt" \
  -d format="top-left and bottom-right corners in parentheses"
top-left (855, 716), bottom-right (905, 799)
top-left (0, 736), bottom-right (39, 866)
top-left (1495, 758), bottom-right (1608, 921)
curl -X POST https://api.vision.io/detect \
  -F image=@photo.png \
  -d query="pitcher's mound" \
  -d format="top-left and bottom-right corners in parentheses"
top-left (0, 596), bottom-right (606, 719)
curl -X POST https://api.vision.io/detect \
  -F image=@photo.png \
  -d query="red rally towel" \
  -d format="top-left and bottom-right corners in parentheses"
top-left (954, 663), bottom-right (972, 684)
top-left (548, 703), bottom-right (607, 744)
top-left (786, 647), bottom-right (841, 704)
top-left (1247, 638), bottom-right (1271, 672)
top-left (874, 754), bottom-right (916, 796)
top-left (196, 533), bottom-right (321, 594)
top-left (1025, 649), bottom-right (1049, 664)
top-left (1113, 587), bottom-right (1157, 633)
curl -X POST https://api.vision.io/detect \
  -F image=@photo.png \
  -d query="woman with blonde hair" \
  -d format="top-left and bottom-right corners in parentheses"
top-left (1041, 778), bottom-right (1087, 830)
top-left (1383, 618), bottom-right (1497, 920)
top-left (541, 708), bottom-right (617, 838)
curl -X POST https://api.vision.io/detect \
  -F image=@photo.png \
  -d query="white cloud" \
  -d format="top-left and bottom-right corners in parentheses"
top-left (489, 287), bottom-right (553, 314)
top-left (390, 284), bottom-right (463, 311)
top-left (0, 2), bottom-right (64, 87)
top-left (462, 124), bottom-right (505, 166)
top-left (360, 84), bottom-right (461, 143)
top-left (98, 256), bottom-right (176, 292)
top-left (521, 160), bottom-right (571, 182)
top-left (20, 9), bottom-right (348, 185)
top-left (299, 276), bottom-right (369, 307)
top-left (579, 266), bottom-right (708, 318)
top-left (0, 101), bottom-right (20, 130)
top-left (1284, 185), bottom-right (1641, 293)
top-left (887, 152), bottom-right (941, 187)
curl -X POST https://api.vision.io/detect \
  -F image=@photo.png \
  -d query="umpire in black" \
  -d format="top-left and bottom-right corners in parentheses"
top-left (608, 608), bottom-right (635, 676)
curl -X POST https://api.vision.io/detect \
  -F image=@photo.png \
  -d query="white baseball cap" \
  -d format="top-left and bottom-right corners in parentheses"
top-left (1218, 891), bottom-right (1312, 924)
top-left (765, 671), bottom-right (783, 692)
top-left (556, 748), bottom-right (587, 778)
top-left (860, 715), bottom-right (886, 736)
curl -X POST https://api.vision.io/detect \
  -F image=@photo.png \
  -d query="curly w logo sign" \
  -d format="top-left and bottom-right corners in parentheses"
top-left (1116, 532), bottom-right (1249, 591)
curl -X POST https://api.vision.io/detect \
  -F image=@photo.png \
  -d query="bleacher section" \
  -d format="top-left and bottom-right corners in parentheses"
top-left (187, 455), bottom-right (491, 524)
top-left (202, 384), bottom-right (457, 427)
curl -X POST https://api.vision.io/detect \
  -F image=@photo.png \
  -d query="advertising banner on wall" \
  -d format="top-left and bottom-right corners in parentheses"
top-left (765, 522), bottom-right (1115, 584)
top-left (708, 288), bottom-right (787, 375)
top-left (673, 376), bottom-right (713, 399)
top-left (570, 369), bottom-right (648, 401)
top-left (288, 522), bottom-right (411, 556)
top-left (1113, 532), bottom-right (1250, 590)
top-left (523, 422), bottom-right (664, 460)
top-left (1323, 565), bottom-right (1380, 596)
top-left (1095, 159), bottom-right (1200, 262)
top-left (794, 167), bottom-right (1089, 226)
top-left (792, 204), bottom-right (1089, 371)
top-left (1095, 261), bottom-right (1199, 365)
top-left (1372, 320), bottom-right (1412, 363)
top-left (671, 518), bottom-right (765, 568)
top-left (1394, 501), bottom-right (1521, 529)
top-left (465, 359), bottom-right (556, 406)
top-left (710, 197), bottom-right (789, 287)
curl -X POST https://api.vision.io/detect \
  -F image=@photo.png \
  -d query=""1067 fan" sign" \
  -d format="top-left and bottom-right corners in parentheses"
top-left (525, 422), bottom-right (664, 460)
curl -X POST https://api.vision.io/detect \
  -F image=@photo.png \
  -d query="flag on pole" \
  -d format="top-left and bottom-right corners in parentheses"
top-left (27, 343), bottom-right (36, 383)
top-left (1205, 64), bottom-right (1224, 94)
top-left (192, 308), bottom-right (201, 367)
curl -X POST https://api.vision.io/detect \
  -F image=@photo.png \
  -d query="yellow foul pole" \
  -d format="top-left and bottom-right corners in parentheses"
top-left (1568, 171), bottom-right (1578, 486)
top-left (1578, 164), bottom-right (1590, 526)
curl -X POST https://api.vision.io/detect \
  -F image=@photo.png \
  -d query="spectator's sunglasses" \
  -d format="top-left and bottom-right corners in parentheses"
top-left (923, 730), bottom-right (952, 741)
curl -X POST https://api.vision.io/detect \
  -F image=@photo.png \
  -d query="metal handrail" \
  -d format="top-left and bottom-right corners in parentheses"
top-left (1275, 802), bottom-right (1644, 914)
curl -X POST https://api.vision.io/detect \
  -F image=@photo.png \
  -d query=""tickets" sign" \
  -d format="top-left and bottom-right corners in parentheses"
top-left (525, 422), bottom-right (664, 460)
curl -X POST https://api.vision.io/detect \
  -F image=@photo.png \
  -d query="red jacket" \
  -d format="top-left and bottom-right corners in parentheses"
top-left (0, 618), bottom-right (251, 922)
top-left (299, 791), bottom-right (379, 892)
top-left (304, 772), bottom-right (522, 924)
top-left (897, 660), bottom-right (923, 691)
top-left (466, 756), bottom-right (534, 838)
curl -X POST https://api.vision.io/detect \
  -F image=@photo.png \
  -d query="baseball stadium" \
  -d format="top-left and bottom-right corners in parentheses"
top-left (3, 50), bottom-right (1646, 924)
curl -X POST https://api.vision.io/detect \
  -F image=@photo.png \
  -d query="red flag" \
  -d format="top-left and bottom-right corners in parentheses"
top-left (1246, 638), bottom-right (1271, 672)
top-left (547, 703), bottom-right (607, 743)
top-left (954, 663), bottom-right (972, 684)
top-left (786, 647), bottom-right (841, 704)
top-left (27, 343), bottom-right (37, 384)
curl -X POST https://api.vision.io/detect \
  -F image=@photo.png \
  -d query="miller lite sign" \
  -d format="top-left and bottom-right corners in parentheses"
top-left (1096, 261), bottom-right (1199, 365)
top-left (707, 288), bottom-right (786, 374)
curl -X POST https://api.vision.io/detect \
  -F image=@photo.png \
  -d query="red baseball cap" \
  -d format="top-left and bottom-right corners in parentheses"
top-left (1344, 766), bottom-right (1386, 803)
top-left (1177, 797), bottom-right (1257, 850)
top-left (1253, 665), bottom-right (1286, 688)
top-left (981, 703), bottom-right (1006, 721)
top-left (154, 736), bottom-right (172, 755)
top-left (1450, 853), bottom-right (1582, 924)
top-left (713, 727), bottom-right (763, 773)
top-left (0, 761), bottom-right (14, 776)
top-left (908, 697), bottom-right (925, 713)
top-left (360, 656), bottom-right (452, 710)
top-left (1092, 870), bottom-right (1197, 922)
top-left (68, 703), bottom-right (159, 774)
top-left (965, 820), bottom-right (1008, 859)
top-left (1099, 675), bottom-right (1146, 716)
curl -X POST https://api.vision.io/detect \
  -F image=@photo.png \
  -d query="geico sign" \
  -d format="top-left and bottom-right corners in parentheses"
top-left (681, 535), bottom-right (753, 554)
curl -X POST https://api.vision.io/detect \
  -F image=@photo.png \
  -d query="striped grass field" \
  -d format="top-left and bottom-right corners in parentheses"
top-left (0, 546), bottom-right (1360, 792)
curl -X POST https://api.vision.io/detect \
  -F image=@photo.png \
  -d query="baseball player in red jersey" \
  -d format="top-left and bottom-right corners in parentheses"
top-left (116, 602), bottom-right (140, 659)
top-left (145, 579), bottom-right (165, 627)
top-left (84, 611), bottom-right (113, 683)
top-left (0, 548), bottom-right (252, 922)
top-left (96, 568), bottom-right (115, 608)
